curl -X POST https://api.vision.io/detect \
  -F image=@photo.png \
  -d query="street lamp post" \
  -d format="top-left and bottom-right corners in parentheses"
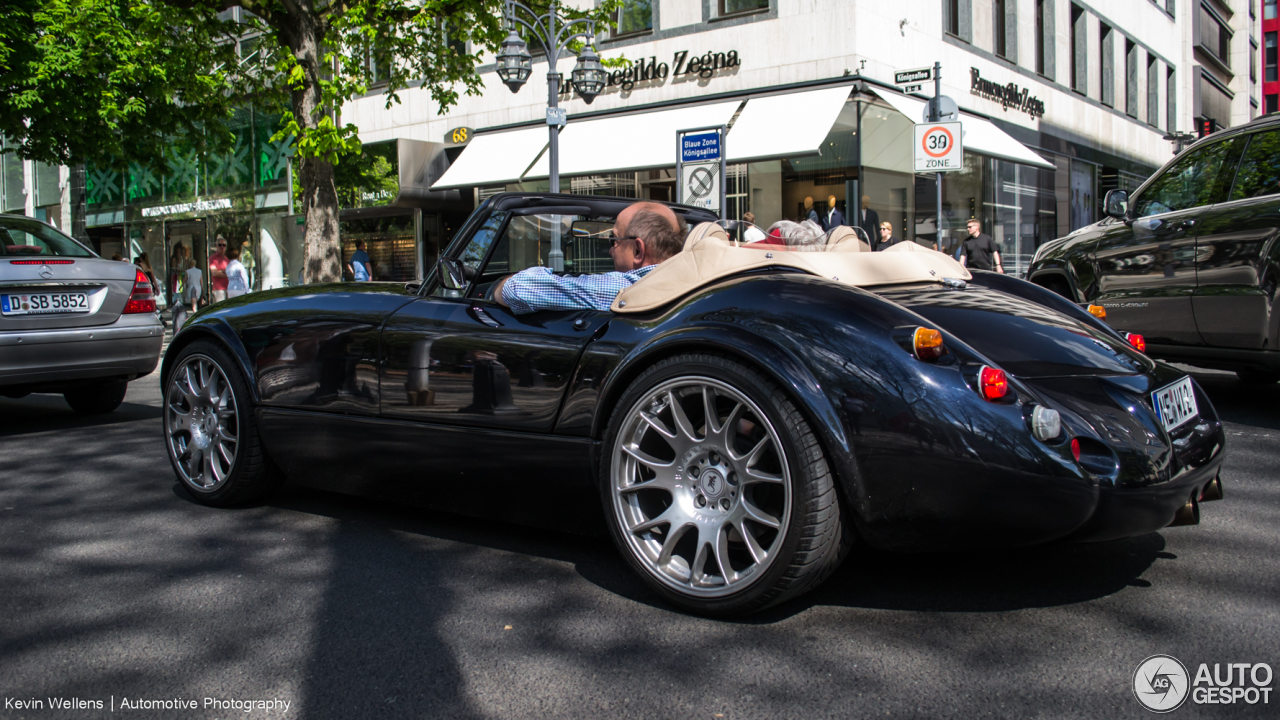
top-left (494, 0), bottom-right (606, 191)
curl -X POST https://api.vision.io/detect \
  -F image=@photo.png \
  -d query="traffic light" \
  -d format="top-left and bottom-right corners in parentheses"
top-left (1197, 118), bottom-right (1220, 138)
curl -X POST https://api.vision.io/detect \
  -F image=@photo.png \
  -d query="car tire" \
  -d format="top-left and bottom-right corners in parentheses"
top-left (163, 339), bottom-right (283, 507)
top-left (63, 380), bottom-right (128, 415)
top-left (601, 353), bottom-right (850, 617)
top-left (1236, 368), bottom-right (1280, 384)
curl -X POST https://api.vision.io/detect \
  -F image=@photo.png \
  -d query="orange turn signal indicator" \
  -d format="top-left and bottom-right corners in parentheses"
top-left (913, 327), bottom-right (944, 361)
top-left (1087, 304), bottom-right (1107, 319)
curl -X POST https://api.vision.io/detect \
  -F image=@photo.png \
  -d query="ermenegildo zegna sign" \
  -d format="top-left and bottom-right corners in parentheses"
top-left (561, 50), bottom-right (741, 96)
top-left (970, 67), bottom-right (1046, 119)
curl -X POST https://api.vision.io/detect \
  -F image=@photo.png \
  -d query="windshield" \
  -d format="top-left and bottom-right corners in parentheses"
top-left (0, 217), bottom-right (96, 257)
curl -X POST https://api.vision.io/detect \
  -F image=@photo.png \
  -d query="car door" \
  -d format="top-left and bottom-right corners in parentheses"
top-left (380, 210), bottom-right (612, 432)
top-left (1092, 137), bottom-right (1240, 346)
top-left (1193, 128), bottom-right (1280, 350)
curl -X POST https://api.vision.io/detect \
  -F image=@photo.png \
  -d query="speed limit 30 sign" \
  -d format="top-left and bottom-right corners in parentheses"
top-left (914, 122), bottom-right (963, 172)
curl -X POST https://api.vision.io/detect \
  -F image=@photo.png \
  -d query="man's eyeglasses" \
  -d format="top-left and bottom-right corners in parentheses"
top-left (216, 243), bottom-right (227, 248)
top-left (608, 233), bottom-right (638, 248)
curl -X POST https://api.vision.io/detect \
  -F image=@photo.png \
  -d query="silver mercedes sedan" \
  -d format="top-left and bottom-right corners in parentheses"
top-left (0, 214), bottom-right (163, 413)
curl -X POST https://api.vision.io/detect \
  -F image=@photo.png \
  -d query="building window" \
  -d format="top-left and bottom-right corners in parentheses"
top-left (1268, 0), bottom-right (1278, 20)
top-left (945, 0), bottom-right (971, 41)
top-left (1198, 4), bottom-right (1232, 68)
top-left (993, 0), bottom-right (1007, 58)
top-left (720, 0), bottom-right (768, 16)
top-left (1168, 67), bottom-right (1178, 130)
top-left (1267, 32), bottom-right (1278, 82)
top-left (1268, 94), bottom-right (1279, 113)
top-left (1036, 0), bottom-right (1046, 73)
top-left (614, 0), bottom-right (653, 36)
top-left (946, 0), bottom-right (960, 36)
top-left (1101, 23), bottom-right (1114, 107)
top-left (1252, 40), bottom-right (1259, 83)
top-left (1199, 71), bottom-right (1233, 130)
top-left (1126, 40), bottom-right (1139, 118)
top-left (1071, 4), bottom-right (1086, 94)
top-left (1148, 56), bottom-right (1160, 127)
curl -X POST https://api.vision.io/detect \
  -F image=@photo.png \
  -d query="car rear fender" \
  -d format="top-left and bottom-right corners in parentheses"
top-left (161, 317), bottom-right (259, 404)
top-left (590, 322), bottom-right (860, 501)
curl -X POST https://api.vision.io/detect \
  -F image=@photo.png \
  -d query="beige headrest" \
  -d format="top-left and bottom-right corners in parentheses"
top-left (684, 221), bottom-right (729, 250)
top-left (826, 226), bottom-right (870, 252)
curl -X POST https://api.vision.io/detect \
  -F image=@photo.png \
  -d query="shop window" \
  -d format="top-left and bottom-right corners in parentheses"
top-left (1267, 32), bottom-right (1278, 82)
top-left (2, 146), bottom-right (23, 213)
top-left (34, 162), bottom-right (60, 209)
top-left (720, 0), bottom-right (768, 17)
top-left (1071, 5), bottom-right (1086, 95)
top-left (614, 0), bottom-right (653, 36)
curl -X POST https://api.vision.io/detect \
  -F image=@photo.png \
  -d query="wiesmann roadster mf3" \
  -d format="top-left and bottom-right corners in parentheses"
top-left (160, 194), bottom-right (1225, 616)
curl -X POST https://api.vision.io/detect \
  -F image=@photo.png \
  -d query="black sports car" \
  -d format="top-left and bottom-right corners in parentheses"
top-left (160, 193), bottom-right (1226, 616)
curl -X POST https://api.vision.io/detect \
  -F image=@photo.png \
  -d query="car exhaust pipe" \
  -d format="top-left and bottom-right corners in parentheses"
top-left (1169, 496), bottom-right (1200, 527)
top-left (1200, 474), bottom-right (1224, 502)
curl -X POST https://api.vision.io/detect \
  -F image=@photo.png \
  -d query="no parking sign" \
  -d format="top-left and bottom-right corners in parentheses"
top-left (914, 122), bottom-right (963, 172)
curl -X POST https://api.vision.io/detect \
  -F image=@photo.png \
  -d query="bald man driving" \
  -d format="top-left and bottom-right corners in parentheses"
top-left (495, 201), bottom-right (687, 314)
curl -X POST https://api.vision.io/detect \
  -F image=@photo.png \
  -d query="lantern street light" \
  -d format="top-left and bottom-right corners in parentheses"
top-left (495, 0), bottom-right (603, 202)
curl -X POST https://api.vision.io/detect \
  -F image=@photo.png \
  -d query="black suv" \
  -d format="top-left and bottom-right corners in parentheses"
top-left (1028, 114), bottom-right (1280, 383)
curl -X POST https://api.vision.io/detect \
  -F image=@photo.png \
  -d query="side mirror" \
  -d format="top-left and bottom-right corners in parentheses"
top-left (437, 257), bottom-right (467, 290)
top-left (1104, 189), bottom-right (1129, 219)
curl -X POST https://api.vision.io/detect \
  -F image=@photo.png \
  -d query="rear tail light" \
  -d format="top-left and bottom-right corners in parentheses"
top-left (978, 366), bottom-right (1008, 401)
top-left (913, 327), bottom-right (944, 361)
top-left (9, 259), bottom-right (75, 265)
top-left (1125, 332), bottom-right (1146, 352)
top-left (1087, 304), bottom-right (1107, 319)
top-left (1071, 438), bottom-right (1081, 462)
top-left (123, 269), bottom-right (156, 314)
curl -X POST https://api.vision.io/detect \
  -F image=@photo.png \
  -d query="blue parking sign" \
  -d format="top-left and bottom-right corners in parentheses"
top-left (681, 132), bottom-right (721, 163)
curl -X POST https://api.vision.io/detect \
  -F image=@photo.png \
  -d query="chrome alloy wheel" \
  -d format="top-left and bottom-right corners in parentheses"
top-left (165, 354), bottom-right (239, 492)
top-left (611, 377), bottom-right (792, 598)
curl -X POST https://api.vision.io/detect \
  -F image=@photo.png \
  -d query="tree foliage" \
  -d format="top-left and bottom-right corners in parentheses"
top-left (0, 0), bottom-right (243, 169)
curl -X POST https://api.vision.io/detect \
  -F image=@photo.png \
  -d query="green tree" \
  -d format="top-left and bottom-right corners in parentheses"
top-left (0, 0), bottom-right (242, 169)
top-left (4, 0), bottom-right (623, 284)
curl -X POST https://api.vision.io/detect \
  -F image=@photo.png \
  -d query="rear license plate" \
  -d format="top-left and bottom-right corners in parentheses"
top-left (1, 292), bottom-right (90, 316)
top-left (1152, 377), bottom-right (1199, 432)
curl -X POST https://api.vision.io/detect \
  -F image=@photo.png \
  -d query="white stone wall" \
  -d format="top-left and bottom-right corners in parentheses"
top-left (343, 0), bottom-right (1193, 172)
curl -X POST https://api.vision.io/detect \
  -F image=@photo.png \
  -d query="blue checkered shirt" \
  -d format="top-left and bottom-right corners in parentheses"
top-left (501, 265), bottom-right (658, 314)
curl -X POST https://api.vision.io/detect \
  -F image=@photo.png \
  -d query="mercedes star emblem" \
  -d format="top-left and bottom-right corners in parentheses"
top-left (38, 265), bottom-right (53, 279)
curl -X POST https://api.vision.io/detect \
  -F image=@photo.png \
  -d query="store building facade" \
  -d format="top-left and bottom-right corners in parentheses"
top-left (345, 0), bottom-right (1226, 277)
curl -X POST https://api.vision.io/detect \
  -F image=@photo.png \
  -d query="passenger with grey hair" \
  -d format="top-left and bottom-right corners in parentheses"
top-left (764, 219), bottom-right (826, 251)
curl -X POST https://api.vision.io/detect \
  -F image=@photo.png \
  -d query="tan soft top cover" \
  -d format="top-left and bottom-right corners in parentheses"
top-left (611, 222), bottom-right (972, 313)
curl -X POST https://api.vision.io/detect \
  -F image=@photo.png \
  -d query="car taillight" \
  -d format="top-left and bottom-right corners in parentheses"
top-left (913, 327), bottom-right (944, 361)
top-left (1125, 332), bottom-right (1146, 352)
top-left (978, 365), bottom-right (1008, 401)
top-left (1071, 438), bottom-right (1081, 462)
top-left (123, 269), bottom-right (156, 314)
top-left (1087, 304), bottom-right (1107, 319)
top-left (9, 259), bottom-right (74, 265)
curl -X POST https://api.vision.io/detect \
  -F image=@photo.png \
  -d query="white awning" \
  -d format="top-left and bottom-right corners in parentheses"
top-left (430, 126), bottom-right (549, 189)
top-left (871, 88), bottom-right (1056, 170)
top-left (523, 101), bottom-right (742, 178)
top-left (726, 85), bottom-right (855, 162)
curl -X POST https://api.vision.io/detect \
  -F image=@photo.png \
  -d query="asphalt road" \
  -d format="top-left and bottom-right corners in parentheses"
top-left (1, 359), bottom-right (1276, 720)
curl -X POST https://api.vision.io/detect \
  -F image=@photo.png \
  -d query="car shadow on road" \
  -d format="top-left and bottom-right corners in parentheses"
top-left (206, 481), bottom-right (1168, 625)
top-left (0, 394), bottom-right (162, 437)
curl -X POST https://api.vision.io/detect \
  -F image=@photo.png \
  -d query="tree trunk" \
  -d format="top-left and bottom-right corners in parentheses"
top-left (283, 7), bottom-right (342, 285)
